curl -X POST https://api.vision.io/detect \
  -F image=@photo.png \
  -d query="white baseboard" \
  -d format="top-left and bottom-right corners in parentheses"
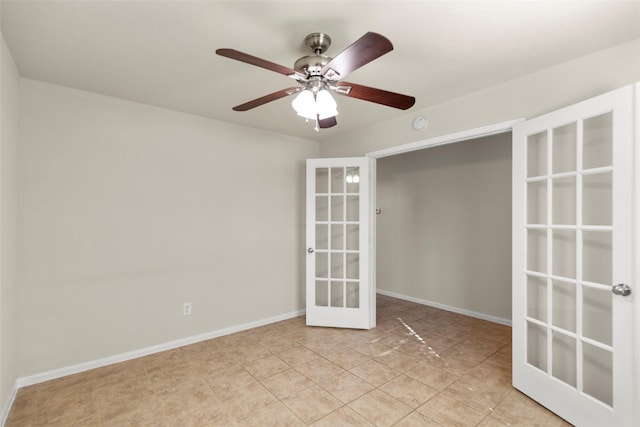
top-left (377, 289), bottom-right (512, 326)
top-left (8, 308), bottom-right (305, 398)
top-left (0, 384), bottom-right (18, 427)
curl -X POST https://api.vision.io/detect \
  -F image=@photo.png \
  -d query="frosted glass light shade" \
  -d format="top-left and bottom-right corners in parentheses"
top-left (291, 89), bottom-right (338, 120)
top-left (291, 90), bottom-right (316, 119)
top-left (316, 89), bottom-right (338, 119)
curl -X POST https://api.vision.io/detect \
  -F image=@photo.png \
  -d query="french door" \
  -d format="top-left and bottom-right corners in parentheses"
top-left (306, 157), bottom-right (375, 329)
top-left (512, 85), bottom-right (636, 426)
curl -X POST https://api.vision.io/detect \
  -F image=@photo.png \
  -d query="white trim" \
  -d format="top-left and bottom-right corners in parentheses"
top-left (0, 384), bottom-right (18, 427)
top-left (368, 156), bottom-right (377, 328)
top-left (633, 82), bottom-right (640, 427)
top-left (367, 118), bottom-right (524, 159)
top-left (13, 309), bottom-right (304, 390)
top-left (377, 289), bottom-right (512, 326)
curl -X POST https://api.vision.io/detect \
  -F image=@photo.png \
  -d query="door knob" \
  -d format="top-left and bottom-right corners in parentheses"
top-left (308, 247), bottom-right (314, 253)
top-left (612, 283), bottom-right (631, 296)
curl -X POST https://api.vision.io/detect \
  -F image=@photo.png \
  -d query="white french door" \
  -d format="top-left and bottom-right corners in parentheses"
top-left (306, 157), bottom-right (375, 329)
top-left (513, 85), bottom-right (636, 426)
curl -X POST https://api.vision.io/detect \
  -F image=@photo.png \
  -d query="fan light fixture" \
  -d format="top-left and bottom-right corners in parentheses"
top-left (217, 31), bottom-right (416, 132)
top-left (291, 88), bottom-right (338, 121)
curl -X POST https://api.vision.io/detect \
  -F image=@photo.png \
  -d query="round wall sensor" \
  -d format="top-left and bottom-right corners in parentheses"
top-left (413, 116), bottom-right (427, 130)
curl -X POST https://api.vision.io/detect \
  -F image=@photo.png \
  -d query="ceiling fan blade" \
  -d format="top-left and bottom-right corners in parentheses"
top-left (318, 116), bottom-right (337, 128)
top-left (334, 82), bottom-right (415, 110)
top-left (320, 32), bottom-right (393, 80)
top-left (232, 87), bottom-right (301, 111)
top-left (216, 48), bottom-right (307, 81)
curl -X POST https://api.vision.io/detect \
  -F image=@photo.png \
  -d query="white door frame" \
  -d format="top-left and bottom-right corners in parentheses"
top-left (366, 118), bottom-right (524, 303)
top-left (632, 83), bottom-right (640, 426)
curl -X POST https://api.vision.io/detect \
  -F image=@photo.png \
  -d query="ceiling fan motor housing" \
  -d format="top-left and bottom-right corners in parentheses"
top-left (304, 32), bottom-right (331, 54)
top-left (294, 33), bottom-right (334, 77)
top-left (294, 54), bottom-right (332, 77)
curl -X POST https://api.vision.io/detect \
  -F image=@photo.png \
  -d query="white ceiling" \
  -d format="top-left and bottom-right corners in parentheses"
top-left (2, 1), bottom-right (640, 142)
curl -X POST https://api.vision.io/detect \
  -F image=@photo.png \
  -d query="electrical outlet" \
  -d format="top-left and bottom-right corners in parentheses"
top-left (183, 302), bottom-right (192, 316)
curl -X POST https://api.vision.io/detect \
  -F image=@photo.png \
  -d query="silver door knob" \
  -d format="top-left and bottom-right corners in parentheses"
top-left (308, 248), bottom-right (314, 253)
top-left (612, 283), bottom-right (631, 296)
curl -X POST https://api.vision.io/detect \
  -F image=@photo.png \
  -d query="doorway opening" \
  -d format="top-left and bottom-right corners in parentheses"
top-left (375, 132), bottom-right (512, 325)
top-left (367, 119), bottom-right (521, 325)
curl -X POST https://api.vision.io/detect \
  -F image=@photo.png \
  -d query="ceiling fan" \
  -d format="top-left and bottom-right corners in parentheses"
top-left (216, 32), bottom-right (416, 131)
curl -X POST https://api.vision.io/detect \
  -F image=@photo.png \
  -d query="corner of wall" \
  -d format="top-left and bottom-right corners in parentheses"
top-left (0, 32), bottom-right (22, 423)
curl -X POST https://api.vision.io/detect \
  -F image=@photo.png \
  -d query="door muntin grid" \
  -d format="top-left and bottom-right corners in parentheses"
top-left (524, 112), bottom-right (615, 406)
top-left (314, 166), bottom-right (360, 309)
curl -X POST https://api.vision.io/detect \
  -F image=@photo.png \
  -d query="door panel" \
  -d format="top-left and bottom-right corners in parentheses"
top-left (306, 157), bottom-right (374, 329)
top-left (513, 85), bottom-right (635, 426)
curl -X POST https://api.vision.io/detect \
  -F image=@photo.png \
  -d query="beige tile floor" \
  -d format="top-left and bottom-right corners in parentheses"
top-left (6, 295), bottom-right (572, 426)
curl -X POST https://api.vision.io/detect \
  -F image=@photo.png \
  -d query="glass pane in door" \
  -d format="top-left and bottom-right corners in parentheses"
top-left (583, 343), bottom-right (613, 406)
top-left (552, 280), bottom-right (576, 333)
top-left (552, 177), bottom-right (576, 225)
top-left (583, 112), bottom-right (613, 169)
top-left (316, 168), bottom-right (329, 193)
top-left (346, 254), bottom-right (359, 279)
top-left (316, 281), bottom-right (328, 306)
top-left (331, 224), bottom-right (343, 250)
top-left (552, 122), bottom-right (577, 173)
top-left (527, 180), bottom-right (547, 224)
top-left (527, 322), bottom-right (547, 371)
top-left (331, 196), bottom-right (344, 221)
top-left (552, 230), bottom-right (576, 279)
top-left (526, 275), bottom-right (547, 322)
top-left (527, 131), bottom-right (547, 177)
top-left (316, 253), bottom-right (328, 277)
top-left (309, 161), bottom-right (365, 318)
top-left (346, 167), bottom-right (360, 193)
top-left (552, 332), bottom-right (577, 387)
top-left (521, 103), bottom-right (624, 411)
top-left (346, 225), bottom-right (359, 250)
top-left (316, 224), bottom-right (328, 250)
top-left (527, 229), bottom-right (547, 273)
top-left (331, 281), bottom-right (344, 307)
top-left (582, 231), bottom-right (612, 285)
top-left (316, 196), bottom-right (328, 221)
top-left (346, 282), bottom-right (359, 308)
top-left (582, 286), bottom-right (612, 346)
top-left (583, 173), bottom-right (612, 226)
top-left (331, 168), bottom-right (344, 193)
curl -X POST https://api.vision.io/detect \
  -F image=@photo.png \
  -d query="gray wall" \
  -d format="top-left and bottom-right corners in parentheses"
top-left (0, 35), bottom-right (20, 409)
top-left (377, 133), bottom-right (512, 321)
top-left (16, 79), bottom-right (318, 377)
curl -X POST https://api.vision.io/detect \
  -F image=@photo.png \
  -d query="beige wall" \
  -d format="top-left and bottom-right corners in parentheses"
top-left (320, 39), bottom-right (640, 158)
top-left (377, 133), bottom-right (512, 320)
top-left (17, 79), bottom-right (318, 377)
top-left (1, 35), bottom-right (20, 408)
